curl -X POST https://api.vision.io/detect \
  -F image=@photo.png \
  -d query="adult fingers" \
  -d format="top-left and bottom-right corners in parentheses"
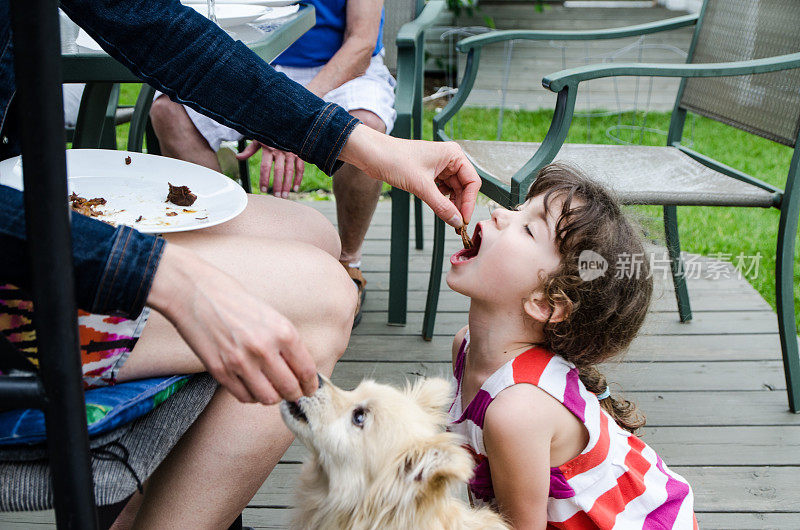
top-left (258, 349), bottom-right (304, 402)
top-left (260, 150), bottom-right (274, 193)
top-left (272, 151), bottom-right (288, 198)
top-left (442, 145), bottom-right (481, 224)
top-left (455, 174), bottom-right (481, 225)
top-left (292, 155), bottom-right (305, 193)
top-left (236, 141), bottom-right (261, 160)
top-left (275, 325), bottom-right (318, 397)
top-left (214, 369), bottom-right (258, 404)
top-left (221, 346), bottom-right (282, 404)
top-left (239, 367), bottom-right (282, 405)
top-left (280, 154), bottom-right (295, 199)
top-left (417, 176), bottom-right (464, 228)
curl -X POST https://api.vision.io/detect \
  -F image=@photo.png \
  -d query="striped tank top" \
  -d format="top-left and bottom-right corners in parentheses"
top-left (448, 331), bottom-right (697, 529)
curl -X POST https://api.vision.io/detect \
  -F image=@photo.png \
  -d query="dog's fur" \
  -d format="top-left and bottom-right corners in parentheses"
top-left (280, 376), bottom-right (510, 530)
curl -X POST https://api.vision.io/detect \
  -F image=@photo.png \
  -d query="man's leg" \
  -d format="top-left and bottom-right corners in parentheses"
top-left (149, 95), bottom-right (222, 172)
top-left (333, 108), bottom-right (385, 266)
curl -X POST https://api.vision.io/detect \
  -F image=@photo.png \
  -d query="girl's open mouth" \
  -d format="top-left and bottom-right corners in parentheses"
top-left (450, 224), bottom-right (482, 265)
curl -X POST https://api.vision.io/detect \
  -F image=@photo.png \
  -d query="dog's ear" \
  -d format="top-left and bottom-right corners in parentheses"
top-left (401, 433), bottom-right (473, 494)
top-left (408, 378), bottom-right (453, 417)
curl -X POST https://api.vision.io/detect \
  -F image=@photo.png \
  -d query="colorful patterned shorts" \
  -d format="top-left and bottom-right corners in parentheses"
top-left (0, 284), bottom-right (149, 389)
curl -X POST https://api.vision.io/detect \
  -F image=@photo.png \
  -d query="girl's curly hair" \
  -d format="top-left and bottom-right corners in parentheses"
top-left (527, 163), bottom-right (653, 433)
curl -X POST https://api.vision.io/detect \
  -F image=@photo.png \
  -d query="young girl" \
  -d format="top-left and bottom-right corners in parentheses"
top-left (447, 163), bottom-right (696, 529)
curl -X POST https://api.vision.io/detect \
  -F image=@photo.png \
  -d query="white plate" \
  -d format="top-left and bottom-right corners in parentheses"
top-left (188, 4), bottom-right (268, 27)
top-left (0, 150), bottom-right (247, 234)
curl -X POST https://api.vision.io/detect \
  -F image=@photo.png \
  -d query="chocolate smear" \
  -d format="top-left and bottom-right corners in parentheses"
top-left (166, 183), bottom-right (197, 206)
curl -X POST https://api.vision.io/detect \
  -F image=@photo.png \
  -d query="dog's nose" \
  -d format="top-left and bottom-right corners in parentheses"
top-left (317, 373), bottom-right (324, 389)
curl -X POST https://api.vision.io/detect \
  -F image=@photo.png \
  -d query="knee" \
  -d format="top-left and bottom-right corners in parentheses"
top-left (149, 96), bottom-right (191, 139)
top-left (297, 249), bottom-right (357, 372)
top-left (349, 109), bottom-right (386, 134)
top-left (297, 203), bottom-right (342, 258)
top-left (149, 95), bottom-right (177, 128)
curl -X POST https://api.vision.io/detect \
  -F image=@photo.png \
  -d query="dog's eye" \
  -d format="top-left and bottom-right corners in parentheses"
top-left (352, 407), bottom-right (367, 428)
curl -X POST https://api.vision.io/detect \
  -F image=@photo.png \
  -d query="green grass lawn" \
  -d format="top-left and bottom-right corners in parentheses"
top-left (116, 84), bottom-right (799, 329)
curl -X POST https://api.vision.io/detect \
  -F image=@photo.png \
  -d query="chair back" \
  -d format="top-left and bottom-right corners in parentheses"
top-left (383, 0), bottom-right (424, 71)
top-left (679, 0), bottom-right (800, 147)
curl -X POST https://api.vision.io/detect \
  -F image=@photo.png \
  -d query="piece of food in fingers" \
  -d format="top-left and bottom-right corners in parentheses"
top-left (166, 182), bottom-right (197, 206)
top-left (459, 225), bottom-right (473, 250)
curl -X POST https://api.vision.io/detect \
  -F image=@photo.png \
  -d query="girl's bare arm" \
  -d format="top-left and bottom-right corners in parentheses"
top-left (483, 385), bottom-right (558, 529)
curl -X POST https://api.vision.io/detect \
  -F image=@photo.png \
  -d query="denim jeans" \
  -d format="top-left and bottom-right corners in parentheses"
top-left (0, 184), bottom-right (164, 318)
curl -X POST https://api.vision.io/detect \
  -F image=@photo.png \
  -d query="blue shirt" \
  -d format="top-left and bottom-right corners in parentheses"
top-left (273, 0), bottom-right (384, 68)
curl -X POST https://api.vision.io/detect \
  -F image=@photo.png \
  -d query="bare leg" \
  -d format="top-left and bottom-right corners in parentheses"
top-left (149, 95), bottom-right (222, 172)
top-left (109, 493), bottom-right (143, 530)
top-left (333, 109), bottom-right (386, 264)
top-left (199, 193), bottom-right (341, 258)
top-left (117, 236), bottom-right (354, 529)
top-left (118, 236), bottom-right (354, 381)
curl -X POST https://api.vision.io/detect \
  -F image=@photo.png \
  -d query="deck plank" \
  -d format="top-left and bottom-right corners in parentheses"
top-left (352, 310), bottom-right (780, 336)
top-left (328, 360), bottom-right (787, 392)
top-left (250, 463), bottom-right (800, 513)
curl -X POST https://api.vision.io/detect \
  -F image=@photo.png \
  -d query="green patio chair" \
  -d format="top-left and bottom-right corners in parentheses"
top-left (424, 0), bottom-right (800, 412)
top-left (387, 0), bottom-right (446, 325)
top-left (67, 83), bottom-right (135, 149)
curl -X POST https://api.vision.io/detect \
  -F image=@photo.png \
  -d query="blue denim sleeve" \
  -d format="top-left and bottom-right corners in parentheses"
top-left (59, 0), bottom-right (360, 176)
top-left (0, 185), bottom-right (164, 318)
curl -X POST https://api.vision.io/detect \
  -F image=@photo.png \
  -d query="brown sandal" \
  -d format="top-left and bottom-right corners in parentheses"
top-left (341, 261), bottom-right (366, 328)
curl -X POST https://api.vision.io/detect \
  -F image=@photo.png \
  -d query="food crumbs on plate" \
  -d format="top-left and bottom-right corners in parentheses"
top-left (135, 215), bottom-right (144, 222)
top-left (69, 192), bottom-right (106, 218)
top-left (166, 182), bottom-right (197, 206)
top-left (195, 216), bottom-right (208, 220)
top-left (459, 225), bottom-right (473, 250)
top-left (124, 156), bottom-right (132, 165)
top-left (182, 209), bottom-right (196, 213)
top-left (166, 211), bottom-right (178, 217)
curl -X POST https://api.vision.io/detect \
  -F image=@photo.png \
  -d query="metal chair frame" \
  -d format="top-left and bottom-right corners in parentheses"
top-left (1, 0), bottom-right (100, 527)
top-left (387, 0), bottom-right (446, 325)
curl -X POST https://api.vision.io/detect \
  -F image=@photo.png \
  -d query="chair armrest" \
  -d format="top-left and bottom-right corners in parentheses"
top-left (456, 13), bottom-right (698, 52)
top-left (396, 0), bottom-right (446, 48)
top-left (543, 52), bottom-right (800, 91)
top-left (505, 51), bottom-right (800, 201)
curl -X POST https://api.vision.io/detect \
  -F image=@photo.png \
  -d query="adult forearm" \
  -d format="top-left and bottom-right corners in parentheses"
top-left (305, 41), bottom-right (374, 97)
top-left (0, 185), bottom-right (164, 318)
top-left (59, 0), bottom-right (358, 175)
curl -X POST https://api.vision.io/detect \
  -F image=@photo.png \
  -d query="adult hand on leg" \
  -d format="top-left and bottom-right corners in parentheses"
top-left (237, 141), bottom-right (305, 198)
top-left (339, 125), bottom-right (480, 228)
top-left (145, 243), bottom-right (318, 404)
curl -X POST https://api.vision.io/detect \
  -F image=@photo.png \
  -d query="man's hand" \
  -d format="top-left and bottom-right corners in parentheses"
top-left (338, 125), bottom-right (481, 227)
top-left (237, 141), bottom-right (305, 199)
top-left (147, 244), bottom-right (318, 404)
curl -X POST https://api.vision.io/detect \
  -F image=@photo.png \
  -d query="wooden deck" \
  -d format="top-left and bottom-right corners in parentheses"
top-left (3, 198), bottom-right (800, 529)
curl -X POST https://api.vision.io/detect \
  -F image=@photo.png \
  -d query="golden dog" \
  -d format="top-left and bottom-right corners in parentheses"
top-left (280, 375), bottom-right (510, 530)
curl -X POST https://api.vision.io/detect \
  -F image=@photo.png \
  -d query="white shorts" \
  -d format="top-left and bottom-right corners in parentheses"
top-left (178, 53), bottom-right (397, 152)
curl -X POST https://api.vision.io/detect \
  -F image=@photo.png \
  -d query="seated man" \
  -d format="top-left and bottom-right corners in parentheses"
top-left (150, 0), bottom-right (393, 325)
